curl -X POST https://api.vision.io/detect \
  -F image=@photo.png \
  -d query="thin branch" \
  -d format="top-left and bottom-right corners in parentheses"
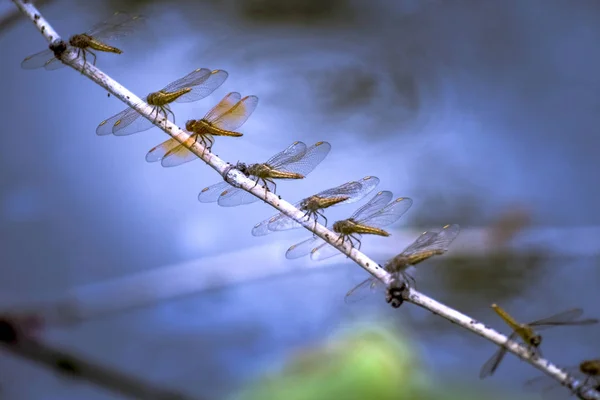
top-left (11, 1), bottom-right (600, 399)
top-left (0, 315), bottom-right (198, 400)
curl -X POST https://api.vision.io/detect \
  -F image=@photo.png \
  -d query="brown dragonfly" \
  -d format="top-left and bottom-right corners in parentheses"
top-left (524, 359), bottom-right (600, 396)
top-left (145, 92), bottom-right (259, 167)
top-left (343, 224), bottom-right (460, 303)
top-left (21, 12), bottom-right (144, 70)
top-left (198, 141), bottom-right (331, 207)
top-left (480, 305), bottom-right (598, 379)
top-left (96, 68), bottom-right (228, 136)
top-left (251, 176), bottom-right (380, 236)
top-left (285, 191), bottom-right (412, 260)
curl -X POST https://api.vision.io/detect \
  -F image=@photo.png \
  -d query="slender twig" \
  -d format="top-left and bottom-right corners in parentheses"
top-left (11, 1), bottom-right (600, 399)
top-left (0, 315), bottom-right (198, 400)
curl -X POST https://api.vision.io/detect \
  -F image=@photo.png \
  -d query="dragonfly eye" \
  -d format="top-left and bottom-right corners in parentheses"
top-left (530, 335), bottom-right (542, 347)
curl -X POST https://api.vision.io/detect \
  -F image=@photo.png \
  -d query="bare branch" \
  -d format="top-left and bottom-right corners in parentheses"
top-left (11, 0), bottom-right (600, 399)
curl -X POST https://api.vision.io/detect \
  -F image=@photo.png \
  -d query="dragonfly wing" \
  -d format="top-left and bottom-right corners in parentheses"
top-left (21, 48), bottom-right (57, 70)
top-left (96, 107), bottom-right (135, 136)
top-left (251, 218), bottom-right (274, 237)
top-left (317, 176), bottom-right (380, 206)
top-left (146, 137), bottom-right (181, 163)
top-left (203, 92), bottom-right (242, 122)
top-left (43, 57), bottom-right (67, 71)
top-left (531, 308), bottom-right (598, 329)
top-left (401, 224), bottom-right (461, 257)
top-left (112, 105), bottom-right (158, 136)
top-left (169, 69), bottom-right (229, 103)
top-left (198, 181), bottom-right (231, 203)
top-left (285, 236), bottom-right (324, 260)
top-left (265, 141), bottom-right (307, 166)
top-left (356, 197), bottom-right (413, 227)
top-left (86, 12), bottom-right (146, 41)
top-left (400, 231), bottom-right (439, 257)
top-left (161, 140), bottom-right (202, 167)
top-left (217, 180), bottom-right (274, 207)
top-left (344, 277), bottom-right (381, 304)
top-left (349, 191), bottom-right (394, 220)
top-left (479, 332), bottom-right (518, 379)
top-left (266, 200), bottom-right (305, 232)
top-left (310, 240), bottom-right (346, 261)
top-left (275, 141), bottom-right (331, 176)
top-left (210, 95), bottom-right (259, 131)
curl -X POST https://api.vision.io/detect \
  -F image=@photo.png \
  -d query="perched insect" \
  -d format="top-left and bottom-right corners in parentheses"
top-left (198, 141), bottom-right (331, 207)
top-left (96, 68), bottom-right (228, 136)
top-left (524, 359), bottom-right (600, 396)
top-left (343, 224), bottom-right (460, 303)
top-left (480, 305), bottom-right (598, 379)
top-left (285, 191), bottom-right (412, 260)
top-left (251, 176), bottom-right (380, 236)
top-left (146, 92), bottom-right (259, 167)
top-left (21, 12), bottom-right (144, 70)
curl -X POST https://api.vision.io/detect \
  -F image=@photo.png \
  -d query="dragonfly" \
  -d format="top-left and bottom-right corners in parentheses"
top-left (251, 176), bottom-right (380, 236)
top-left (198, 141), bottom-right (331, 207)
top-left (285, 191), bottom-right (412, 261)
top-left (524, 359), bottom-right (600, 396)
top-left (21, 12), bottom-right (144, 71)
top-left (479, 305), bottom-right (598, 379)
top-left (145, 92), bottom-right (259, 167)
top-left (343, 224), bottom-right (460, 304)
top-left (96, 68), bottom-right (228, 136)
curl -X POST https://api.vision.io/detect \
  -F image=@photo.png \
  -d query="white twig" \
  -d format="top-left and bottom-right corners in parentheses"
top-left (12, 1), bottom-right (600, 399)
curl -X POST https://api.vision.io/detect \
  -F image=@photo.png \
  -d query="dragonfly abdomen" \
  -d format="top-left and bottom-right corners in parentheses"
top-left (88, 38), bottom-right (122, 54)
top-left (349, 224), bottom-right (390, 236)
top-left (147, 89), bottom-right (192, 106)
top-left (192, 120), bottom-right (243, 137)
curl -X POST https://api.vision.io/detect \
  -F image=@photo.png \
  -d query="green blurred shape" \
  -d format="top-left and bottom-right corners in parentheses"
top-left (232, 323), bottom-right (428, 400)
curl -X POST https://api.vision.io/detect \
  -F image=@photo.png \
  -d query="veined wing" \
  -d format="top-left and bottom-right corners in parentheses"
top-left (400, 224), bottom-right (460, 257)
top-left (344, 277), bottom-right (382, 304)
top-left (217, 180), bottom-right (276, 207)
top-left (209, 95), bottom-right (259, 131)
top-left (161, 69), bottom-right (228, 103)
top-left (96, 104), bottom-right (156, 136)
top-left (203, 92), bottom-right (242, 122)
top-left (310, 235), bottom-right (360, 261)
top-left (86, 12), bottom-right (145, 41)
top-left (285, 236), bottom-right (324, 260)
top-left (480, 332), bottom-right (518, 379)
top-left (21, 48), bottom-right (63, 70)
top-left (354, 197), bottom-right (412, 228)
top-left (251, 199), bottom-right (304, 236)
top-left (529, 309), bottom-right (598, 330)
top-left (198, 181), bottom-right (231, 203)
top-left (349, 191), bottom-right (394, 220)
top-left (265, 176), bottom-right (381, 234)
top-left (274, 141), bottom-right (331, 176)
top-left (265, 141), bottom-right (307, 166)
top-left (160, 134), bottom-right (212, 167)
top-left (146, 137), bottom-right (181, 163)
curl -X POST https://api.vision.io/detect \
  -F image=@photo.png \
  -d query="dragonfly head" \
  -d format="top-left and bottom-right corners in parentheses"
top-left (235, 162), bottom-right (249, 175)
top-left (529, 334), bottom-right (542, 347)
top-left (184, 119), bottom-right (196, 131)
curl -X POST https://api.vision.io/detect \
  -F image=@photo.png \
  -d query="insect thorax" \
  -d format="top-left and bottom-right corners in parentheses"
top-left (69, 34), bottom-right (92, 48)
top-left (147, 88), bottom-right (191, 106)
top-left (247, 163), bottom-right (271, 178)
top-left (332, 219), bottom-right (354, 234)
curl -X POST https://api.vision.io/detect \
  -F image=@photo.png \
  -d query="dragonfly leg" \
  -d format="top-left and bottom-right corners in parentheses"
top-left (351, 234), bottom-right (362, 251)
top-left (400, 271), bottom-right (417, 289)
top-left (165, 106), bottom-right (176, 126)
top-left (88, 50), bottom-right (97, 66)
top-left (205, 135), bottom-right (215, 153)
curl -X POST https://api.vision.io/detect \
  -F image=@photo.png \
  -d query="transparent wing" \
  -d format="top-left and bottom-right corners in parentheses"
top-left (252, 200), bottom-right (304, 236)
top-left (356, 197), bottom-right (413, 227)
top-left (265, 141), bottom-right (307, 166)
top-left (97, 107), bottom-right (139, 136)
top-left (285, 236), bottom-right (324, 260)
top-left (112, 105), bottom-right (159, 136)
top-left (198, 181), bottom-right (231, 203)
top-left (161, 135), bottom-right (210, 168)
top-left (43, 57), bottom-right (67, 70)
top-left (400, 224), bottom-right (461, 257)
top-left (274, 141), bottom-right (331, 176)
top-left (146, 137), bottom-right (181, 163)
top-left (210, 95), bottom-right (259, 131)
top-left (217, 179), bottom-right (276, 207)
top-left (344, 277), bottom-right (382, 304)
top-left (86, 12), bottom-right (146, 41)
top-left (21, 48), bottom-right (59, 70)
top-left (479, 332), bottom-right (518, 379)
top-left (315, 176), bottom-right (380, 205)
top-left (310, 235), bottom-right (359, 261)
top-left (349, 191), bottom-right (394, 220)
top-left (203, 92), bottom-right (242, 122)
top-left (529, 309), bottom-right (598, 329)
top-left (162, 69), bottom-right (229, 103)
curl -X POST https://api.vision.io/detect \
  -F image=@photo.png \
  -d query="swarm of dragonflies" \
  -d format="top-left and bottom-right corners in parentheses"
top-left (251, 176), bottom-right (381, 236)
top-left (20, 9), bottom-right (600, 397)
top-left (479, 304), bottom-right (598, 379)
top-left (96, 68), bottom-right (228, 136)
top-left (198, 141), bottom-right (331, 207)
top-left (21, 12), bottom-right (145, 70)
top-left (285, 191), bottom-right (413, 260)
top-left (146, 92), bottom-right (259, 165)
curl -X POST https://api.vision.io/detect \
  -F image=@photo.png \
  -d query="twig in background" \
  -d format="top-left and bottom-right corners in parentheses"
top-left (10, 0), bottom-right (600, 399)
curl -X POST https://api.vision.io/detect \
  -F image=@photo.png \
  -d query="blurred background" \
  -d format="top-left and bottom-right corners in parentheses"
top-left (1, 0), bottom-right (600, 398)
